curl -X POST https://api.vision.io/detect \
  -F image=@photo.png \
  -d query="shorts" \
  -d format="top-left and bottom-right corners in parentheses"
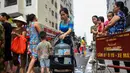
top-left (39, 59), bottom-right (50, 68)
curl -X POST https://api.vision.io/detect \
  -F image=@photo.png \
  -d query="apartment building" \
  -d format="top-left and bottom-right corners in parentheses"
top-left (60, 0), bottom-right (74, 19)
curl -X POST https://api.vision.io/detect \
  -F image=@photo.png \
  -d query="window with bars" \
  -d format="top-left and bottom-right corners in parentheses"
top-left (4, 0), bottom-right (17, 7)
top-left (51, 0), bottom-right (54, 4)
top-left (45, 18), bottom-right (48, 22)
top-left (49, 8), bottom-right (51, 11)
top-left (52, 10), bottom-right (54, 16)
top-left (52, 22), bottom-right (54, 28)
top-left (55, 12), bottom-right (57, 19)
top-left (55, 2), bottom-right (57, 8)
top-left (45, 4), bottom-right (47, 9)
top-left (0, 2), bottom-right (1, 8)
top-left (55, 23), bottom-right (58, 29)
top-left (26, 0), bottom-right (32, 6)
top-left (49, 21), bottom-right (51, 24)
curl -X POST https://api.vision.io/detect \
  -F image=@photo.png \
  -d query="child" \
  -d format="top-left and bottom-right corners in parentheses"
top-left (97, 16), bottom-right (104, 37)
top-left (36, 31), bottom-right (52, 73)
top-left (104, 12), bottom-right (114, 35)
top-left (104, 11), bottom-right (114, 27)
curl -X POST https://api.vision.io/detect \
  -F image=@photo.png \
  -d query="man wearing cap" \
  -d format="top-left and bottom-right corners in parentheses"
top-left (11, 16), bottom-right (27, 73)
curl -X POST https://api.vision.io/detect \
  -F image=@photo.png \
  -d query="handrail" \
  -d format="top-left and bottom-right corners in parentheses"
top-left (107, 65), bottom-right (130, 70)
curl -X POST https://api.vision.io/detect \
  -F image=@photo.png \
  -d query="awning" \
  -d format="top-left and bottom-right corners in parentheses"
top-left (8, 12), bottom-right (23, 18)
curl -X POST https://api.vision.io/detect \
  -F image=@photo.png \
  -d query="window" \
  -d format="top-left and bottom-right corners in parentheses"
top-left (124, 0), bottom-right (127, 6)
top-left (0, 2), bottom-right (1, 8)
top-left (70, 3), bottom-right (72, 7)
top-left (51, 0), bottom-right (54, 4)
top-left (64, 0), bottom-right (66, 4)
top-left (55, 23), bottom-right (58, 29)
top-left (60, 4), bottom-right (63, 9)
top-left (55, 12), bottom-right (57, 19)
top-left (55, 2), bottom-right (57, 8)
top-left (45, 18), bottom-right (48, 22)
top-left (49, 21), bottom-right (51, 24)
top-left (4, 0), bottom-right (17, 7)
top-left (52, 22), bottom-right (54, 28)
top-left (61, 0), bottom-right (64, 2)
top-left (26, 0), bottom-right (32, 6)
top-left (52, 10), bottom-right (54, 16)
top-left (49, 8), bottom-right (51, 11)
top-left (45, 4), bottom-right (47, 9)
top-left (66, 3), bottom-right (68, 7)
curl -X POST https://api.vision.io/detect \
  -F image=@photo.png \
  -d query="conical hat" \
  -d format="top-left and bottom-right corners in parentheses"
top-left (13, 16), bottom-right (27, 24)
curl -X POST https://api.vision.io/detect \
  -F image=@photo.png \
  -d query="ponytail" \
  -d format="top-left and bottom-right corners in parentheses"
top-left (122, 6), bottom-right (129, 16)
top-left (26, 14), bottom-right (36, 24)
top-left (115, 1), bottom-right (129, 16)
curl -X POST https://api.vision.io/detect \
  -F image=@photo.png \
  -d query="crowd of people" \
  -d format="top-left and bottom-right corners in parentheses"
top-left (0, 7), bottom-right (75, 73)
top-left (91, 1), bottom-right (130, 73)
top-left (75, 37), bottom-right (87, 57)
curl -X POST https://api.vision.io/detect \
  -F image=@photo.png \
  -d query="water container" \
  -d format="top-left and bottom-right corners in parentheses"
top-left (54, 40), bottom-right (71, 56)
top-left (64, 58), bottom-right (71, 64)
top-left (54, 40), bottom-right (71, 64)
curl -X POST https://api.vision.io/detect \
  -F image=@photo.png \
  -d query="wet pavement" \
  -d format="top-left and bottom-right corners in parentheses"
top-left (85, 51), bottom-right (128, 73)
top-left (33, 50), bottom-right (128, 73)
top-left (33, 53), bottom-right (89, 73)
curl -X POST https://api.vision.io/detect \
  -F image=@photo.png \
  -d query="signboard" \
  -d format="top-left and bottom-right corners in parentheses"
top-left (96, 32), bottom-right (130, 61)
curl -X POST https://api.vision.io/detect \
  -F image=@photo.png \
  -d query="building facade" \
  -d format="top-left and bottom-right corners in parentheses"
top-left (106, 0), bottom-right (115, 12)
top-left (0, 0), bottom-right (58, 29)
top-left (106, 0), bottom-right (130, 13)
top-left (60, 0), bottom-right (74, 20)
top-left (0, 0), bottom-right (74, 40)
